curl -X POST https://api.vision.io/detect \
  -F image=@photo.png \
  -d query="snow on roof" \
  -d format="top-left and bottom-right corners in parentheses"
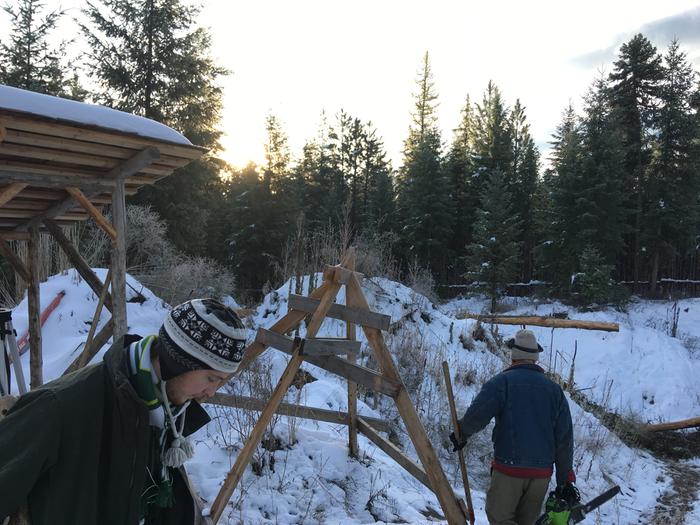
top-left (0, 84), bottom-right (192, 146)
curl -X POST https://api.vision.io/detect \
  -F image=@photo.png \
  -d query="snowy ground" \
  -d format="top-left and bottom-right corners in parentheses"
top-left (7, 270), bottom-right (700, 524)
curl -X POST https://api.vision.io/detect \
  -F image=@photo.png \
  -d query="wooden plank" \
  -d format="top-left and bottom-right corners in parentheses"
top-left (288, 294), bottom-right (391, 331)
top-left (0, 160), bottom-right (156, 186)
top-left (0, 236), bottom-right (30, 281)
top-left (323, 265), bottom-right (364, 285)
top-left (0, 126), bottom-right (5, 143)
top-left (346, 274), bottom-right (466, 525)
top-left (4, 129), bottom-right (189, 168)
top-left (254, 329), bottom-right (360, 356)
top-left (0, 231), bottom-right (29, 240)
top-left (235, 282), bottom-right (332, 372)
top-left (0, 169), bottom-right (121, 191)
top-left (0, 143), bottom-right (171, 176)
top-left (27, 226), bottom-right (43, 389)
top-left (110, 178), bottom-right (128, 339)
top-left (357, 417), bottom-right (431, 490)
top-left (206, 393), bottom-right (391, 433)
top-left (210, 281), bottom-right (342, 523)
top-left (460, 313), bottom-right (619, 332)
top-left (306, 354), bottom-right (400, 397)
top-left (62, 318), bottom-right (114, 375)
top-left (0, 182), bottom-right (27, 207)
top-left (0, 112), bottom-right (205, 160)
top-left (44, 219), bottom-right (113, 312)
top-left (303, 337), bottom-right (361, 356)
top-left (645, 416), bottom-right (700, 432)
top-left (65, 187), bottom-right (117, 240)
top-left (1, 209), bottom-right (87, 221)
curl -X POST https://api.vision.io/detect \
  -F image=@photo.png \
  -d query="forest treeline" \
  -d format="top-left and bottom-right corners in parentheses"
top-left (2, 0), bottom-right (699, 308)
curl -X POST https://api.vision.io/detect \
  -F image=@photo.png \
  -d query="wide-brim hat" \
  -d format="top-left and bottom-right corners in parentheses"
top-left (506, 329), bottom-right (543, 361)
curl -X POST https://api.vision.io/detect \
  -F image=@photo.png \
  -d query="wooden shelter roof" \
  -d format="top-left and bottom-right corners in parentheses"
top-left (0, 85), bottom-right (206, 239)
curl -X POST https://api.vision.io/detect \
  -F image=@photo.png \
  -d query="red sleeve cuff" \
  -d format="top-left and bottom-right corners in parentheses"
top-left (568, 470), bottom-right (576, 483)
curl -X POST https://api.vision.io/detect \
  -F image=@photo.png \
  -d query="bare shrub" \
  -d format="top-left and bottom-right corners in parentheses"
top-left (406, 256), bottom-right (437, 302)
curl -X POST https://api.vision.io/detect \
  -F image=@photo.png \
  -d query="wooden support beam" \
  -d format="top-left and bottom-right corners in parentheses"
top-left (62, 318), bottom-right (114, 376)
top-left (110, 178), bottom-right (127, 339)
top-left (0, 166), bottom-right (131, 189)
top-left (323, 265), bottom-right (363, 285)
top-left (210, 281), bottom-right (342, 523)
top-left (346, 274), bottom-right (466, 525)
top-left (0, 231), bottom-right (29, 241)
top-left (357, 417), bottom-right (432, 490)
top-left (289, 294), bottom-right (391, 331)
top-left (207, 393), bottom-right (391, 433)
top-left (345, 250), bottom-right (359, 458)
top-left (460, 313), bottom-right (619, 332)
top-left (65, 187), bottom-right (117, 240)
top-left (255, 328), bottom-right (361, 357)
top-left (44, 219), bottom-right (113, 312)
top-left (0, 235), bottom-right (30, 281)
top-left (27, 226), bottom-right (42, 388)
top-left (644, 416), bottom-right (700, 432)
top-left (0, 126), bottom-right (5, 143)
top-left (77, 269), bottom-right (111, 370)
top-left (0, 182), bottom-right (27, 207)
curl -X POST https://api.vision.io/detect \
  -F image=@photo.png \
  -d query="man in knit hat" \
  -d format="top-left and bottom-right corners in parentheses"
top-left (448, 329), bottom-right (579, 525)
top-left (0, 298), bottom-right (247, 525)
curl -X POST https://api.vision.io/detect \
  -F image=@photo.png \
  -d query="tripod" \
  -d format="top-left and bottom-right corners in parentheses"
top-left (0, 308), bottom-right (27, 396)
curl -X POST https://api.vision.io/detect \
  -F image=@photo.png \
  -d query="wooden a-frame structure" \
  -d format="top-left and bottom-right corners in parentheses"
top-left (209, 251), bottom-right (468, 525)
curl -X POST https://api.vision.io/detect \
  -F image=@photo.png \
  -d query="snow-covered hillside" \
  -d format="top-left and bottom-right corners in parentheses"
top-left (8, 270), bottom-right (700, 524)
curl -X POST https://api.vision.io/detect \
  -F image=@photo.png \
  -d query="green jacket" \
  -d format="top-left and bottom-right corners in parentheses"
top-left (0, 335), bottom-right (211, 525)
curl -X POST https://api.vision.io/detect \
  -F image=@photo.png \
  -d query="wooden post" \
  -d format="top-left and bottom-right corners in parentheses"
top-left (27, 226), bottom-right (42, 388)
top-left (459, 313), bottom-right (619, 332)
top-left (346, 274), bottom-right (466, 525)
top-left (345, 250), bottom-right (359, 458)
top-left (43, 219), bottom-right (113, 312)
top-left (0, 236), bottom-right (30, 282)
top-left (443, 361), bottom-right (475, 525)
top-left (209, 280), bottom-right (342, 523)
top-left (77, 269), bottom-right (111, 369)
top-left (62, 318), bottom-right (114, 376)
top-left (110, 178), bottom-right (127, 339)
top-left (65, 187), bottom-right (117, 240)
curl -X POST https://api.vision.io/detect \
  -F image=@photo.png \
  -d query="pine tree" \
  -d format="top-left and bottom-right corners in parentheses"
top-left (645, 40), bottom-right (699, 293)
top-left (396, 52), bottom-right (453, 278)
top-left (360, 123), bottom-right (394, 234)
top-left (82, 0), bottom-right (228, 255)
top-left (508, 100), bottom-right (540, 282)
top-left (540, 104), bottom-right (585, 288)
top-left (445, 96), bottom-right (477, 267)
top-left (0, 0), bottom-right (80, 97)
top-left (579, 75), bottom-right (627, 265)
top-left (473, 81), bottom-right (513, 175)
top-left (609, 33), bottom-right (663, 285)
top-left (465, 170), bottom-right (521, 313)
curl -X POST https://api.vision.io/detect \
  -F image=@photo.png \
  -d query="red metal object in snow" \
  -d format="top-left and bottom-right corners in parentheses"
top-left (17, 290), bottom-right (66, 355)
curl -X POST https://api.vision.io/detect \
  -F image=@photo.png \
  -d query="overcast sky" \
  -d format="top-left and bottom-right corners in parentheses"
top-left (3, 0), bottom-right (700, 169)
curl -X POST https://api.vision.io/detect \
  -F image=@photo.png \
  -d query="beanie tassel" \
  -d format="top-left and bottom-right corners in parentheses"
top-left (159, 380), bottom-right (195, 468)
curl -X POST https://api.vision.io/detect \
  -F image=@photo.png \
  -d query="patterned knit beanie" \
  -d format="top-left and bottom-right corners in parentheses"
top-left (157, 298), bottom-right (247, 380)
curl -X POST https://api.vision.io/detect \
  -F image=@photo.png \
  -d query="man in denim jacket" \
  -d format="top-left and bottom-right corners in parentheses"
top-left (449, 329), bottom-right (578, 525)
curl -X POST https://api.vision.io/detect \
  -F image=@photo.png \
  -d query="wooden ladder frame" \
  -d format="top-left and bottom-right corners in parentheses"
top-left (209, 251), bottom-right (467, 524)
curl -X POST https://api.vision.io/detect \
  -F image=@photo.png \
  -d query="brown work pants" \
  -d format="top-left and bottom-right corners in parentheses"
top-left (485, 469), bottom-right (550, 525)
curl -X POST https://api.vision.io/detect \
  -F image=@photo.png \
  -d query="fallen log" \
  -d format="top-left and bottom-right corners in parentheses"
top-left (644, 416), bottom-right (700, 432)
top-left (459, 313), bottom-right (619, 332)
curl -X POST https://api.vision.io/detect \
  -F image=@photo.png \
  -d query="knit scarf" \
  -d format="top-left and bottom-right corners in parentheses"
top-left (126, 336), bottom-right (195, 516)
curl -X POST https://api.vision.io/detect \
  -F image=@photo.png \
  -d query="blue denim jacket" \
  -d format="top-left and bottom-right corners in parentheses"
top-left (457, 363), bottom-right (574, 486)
